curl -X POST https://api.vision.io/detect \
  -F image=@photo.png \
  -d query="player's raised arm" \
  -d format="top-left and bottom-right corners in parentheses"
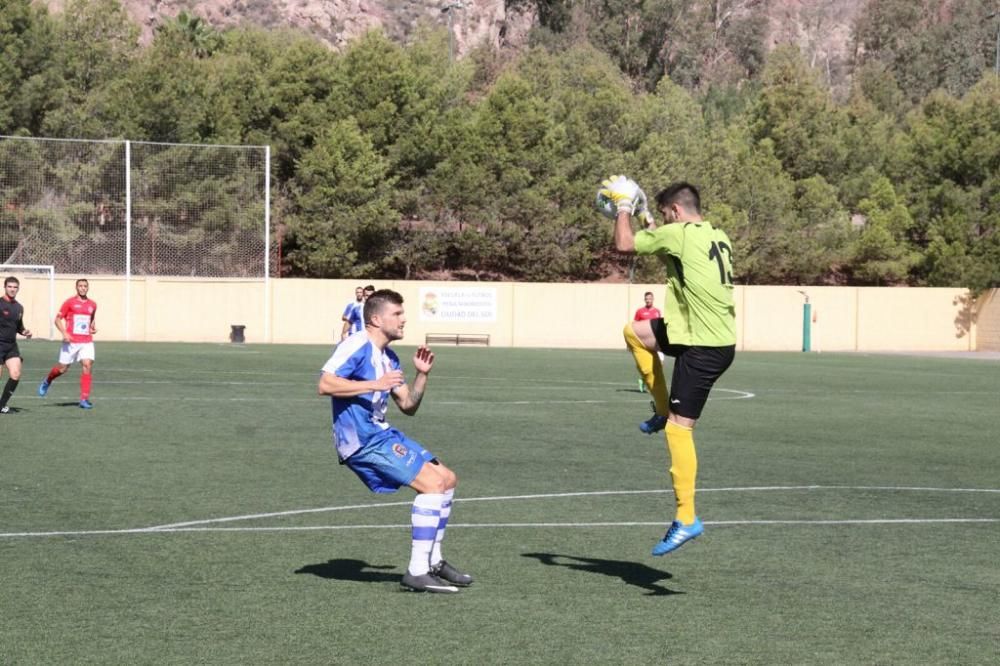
top-left (391, 345), bottom-right (433, 416)
top-left (596, 175), bottom-right (647, 254)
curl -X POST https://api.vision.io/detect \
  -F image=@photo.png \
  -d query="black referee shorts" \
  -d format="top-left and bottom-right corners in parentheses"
top-left (0, 342), bottom-right (21, 364)
top-left (650, 318), bottom-right (735, 420)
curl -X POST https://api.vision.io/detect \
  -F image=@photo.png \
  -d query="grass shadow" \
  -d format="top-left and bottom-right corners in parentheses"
top-left (522, 552), bottom-right (682, 596)
top-left (294, 558), bottom-right (399, 584)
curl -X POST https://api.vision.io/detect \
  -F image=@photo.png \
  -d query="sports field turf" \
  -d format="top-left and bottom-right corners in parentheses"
top-left (2, 341), bottom-right (998, 664)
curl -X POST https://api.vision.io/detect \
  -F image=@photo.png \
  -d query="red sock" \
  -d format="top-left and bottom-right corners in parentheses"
top-left (46, 367), bottom-right (61, 383)
top-left (80, 373), bottom-right (92, 400)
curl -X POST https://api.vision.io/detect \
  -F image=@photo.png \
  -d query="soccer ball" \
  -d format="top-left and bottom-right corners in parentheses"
top-left (594, 189), bottom-right (617, 220)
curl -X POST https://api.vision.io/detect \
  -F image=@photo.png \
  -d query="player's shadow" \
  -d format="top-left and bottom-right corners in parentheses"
top-left (40, 401), bottom-right (83, 408)
top-left (294, 558), bottom-right (399, 584)
top-left (522, 552), bottom-right (682, 596)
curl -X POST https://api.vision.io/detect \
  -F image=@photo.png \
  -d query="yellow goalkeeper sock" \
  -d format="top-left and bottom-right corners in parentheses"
top-left (622, 323), bottom-right (669, 417)
top-left (666, 421), bottom-right (697, 525)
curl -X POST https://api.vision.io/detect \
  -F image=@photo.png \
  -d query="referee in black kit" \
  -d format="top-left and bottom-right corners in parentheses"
top-left (1, 276), bottom-right (33, 414)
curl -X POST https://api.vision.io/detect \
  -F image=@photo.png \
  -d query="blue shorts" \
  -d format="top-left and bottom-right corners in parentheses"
top-left (344, 428), bottom-right (435, 494)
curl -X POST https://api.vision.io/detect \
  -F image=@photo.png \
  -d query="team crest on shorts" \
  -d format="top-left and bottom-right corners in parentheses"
top-left (392, 442), bottom-right (408, 458)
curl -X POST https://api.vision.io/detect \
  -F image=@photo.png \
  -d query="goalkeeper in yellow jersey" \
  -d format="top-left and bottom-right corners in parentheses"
top-left (599, 176), bottom-right (737, 556)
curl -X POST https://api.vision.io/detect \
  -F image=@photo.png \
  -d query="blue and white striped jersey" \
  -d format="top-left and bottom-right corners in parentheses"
top-left (342, 301), bottom-right (364, 334)
top-left (321, 331), bottom-right (404, 461)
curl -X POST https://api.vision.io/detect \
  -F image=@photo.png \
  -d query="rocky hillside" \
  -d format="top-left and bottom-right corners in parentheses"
top-left (40, 1), bottom-right (865, 67)
top-left (43, 0), bottom-right (527, 52)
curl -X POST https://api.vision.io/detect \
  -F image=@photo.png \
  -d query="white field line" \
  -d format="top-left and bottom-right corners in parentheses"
top-left (18, 387), bottom-right (756, 403)
top-left (2, 518), bottom-right (998, 539)
top-left (2, 485), bottom-right (998, 539)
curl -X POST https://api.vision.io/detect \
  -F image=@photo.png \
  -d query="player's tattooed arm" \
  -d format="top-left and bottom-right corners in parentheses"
top-left (392, 372), bottom-right (428, 416)
top-left (405, 386), bottom-right (425, 410)
top-left (392, 346), bottom-right (434, 415)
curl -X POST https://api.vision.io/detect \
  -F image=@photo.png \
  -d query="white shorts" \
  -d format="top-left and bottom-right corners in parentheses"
top-left (59, 342), bottom-right (96, 365)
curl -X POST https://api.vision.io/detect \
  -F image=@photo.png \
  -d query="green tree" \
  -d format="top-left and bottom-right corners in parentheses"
top-left (853, 0), bottom-right (998, 102)
top-left (898, 75), bottom-right (1000, 289)
top-left (285, 119), bottom-right (399, 277)
top-left (40, 0), bottom-right (139, 137)
top-left (164, 10), bottom-right (223, 58)
top-left (749, 45), bottom-right (848, 183)
top-left (0, 0), bottom-right (57, 135)
top-left (838, 78), bottom-right (906, 209)
top-left (849, 177), bottom-right (919, 284)
top-left (786, 176), bottom-right (851, 284)
top-left (222, 27), bottom-right (341, 181)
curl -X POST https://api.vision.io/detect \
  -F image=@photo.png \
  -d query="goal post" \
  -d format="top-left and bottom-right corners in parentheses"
top-left (0, 264), bottom-right (55, 339)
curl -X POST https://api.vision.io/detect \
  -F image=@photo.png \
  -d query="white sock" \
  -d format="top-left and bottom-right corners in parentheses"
top-left (408, 493), bottom-right (443, 575)
top-left (430, 488), bottom-right (455, 567)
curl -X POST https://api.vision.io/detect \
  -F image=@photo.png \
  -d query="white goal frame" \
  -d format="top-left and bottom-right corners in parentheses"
top-left (0, 264), bottom-right (55, 339)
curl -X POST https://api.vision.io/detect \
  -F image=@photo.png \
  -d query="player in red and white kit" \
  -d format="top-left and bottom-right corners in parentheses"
top-left (634, 291), bottom-right (662, 323)
top-left (634, 292), bottom-right (663, 393)
top-left (38, 278), bottom-right (98, 409)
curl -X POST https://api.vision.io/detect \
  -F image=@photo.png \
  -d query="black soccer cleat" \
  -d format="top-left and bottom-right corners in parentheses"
top-left (400, 571), bottom-right (459, 593)
top-left (430, 560), bottom-right (474, 587)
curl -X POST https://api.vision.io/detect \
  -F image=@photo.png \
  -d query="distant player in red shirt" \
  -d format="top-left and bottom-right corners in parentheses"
top-left (634, 292), bottom-right (663, 393)
top-left (38, 278), bottom-right (97, 409)
top-left (634, 291), bottom-right (662, 322)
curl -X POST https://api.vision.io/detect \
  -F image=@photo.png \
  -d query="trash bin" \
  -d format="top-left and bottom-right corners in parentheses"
top-left (230, 325), bottom-right (246, 343)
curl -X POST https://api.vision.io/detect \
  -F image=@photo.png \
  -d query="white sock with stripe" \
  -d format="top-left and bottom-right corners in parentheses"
top-left (430, 488), bottom-right (455, 567)
top-left (408, 493), bottom-right (443, 576)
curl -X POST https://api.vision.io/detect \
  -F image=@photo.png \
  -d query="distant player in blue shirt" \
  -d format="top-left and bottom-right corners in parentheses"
top-left (340, 286), bottom-right (365, 341)
top-left (319, 289), bottom-right (472, 593)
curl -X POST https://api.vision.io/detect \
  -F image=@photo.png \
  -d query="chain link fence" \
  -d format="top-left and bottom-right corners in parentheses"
top-left (1, 136), bottom-right (270, 278)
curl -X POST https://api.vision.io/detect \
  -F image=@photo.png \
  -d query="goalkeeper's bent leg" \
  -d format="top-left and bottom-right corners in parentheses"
top-left (623, 322), bottom-right (669, 416)
top-left (666, 421), bottom-right (697, 525)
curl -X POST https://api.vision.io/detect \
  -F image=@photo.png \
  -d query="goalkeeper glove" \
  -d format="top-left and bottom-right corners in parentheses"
top-left (599, 175), bottom-right (646, 216)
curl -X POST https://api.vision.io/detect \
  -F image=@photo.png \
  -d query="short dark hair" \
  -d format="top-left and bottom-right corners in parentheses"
top-left (4, 276), bottom-right (19, 287)
top-left (363, 284), bottom-right (375, 292)
top-left (644, 291), bottom-right (653, 298)
top-left (76, 278), bottom-right (89, 286)
top-left (364, 289), bottom-right (403, 325)
top-left (656, 182), bottom-right (701, 216)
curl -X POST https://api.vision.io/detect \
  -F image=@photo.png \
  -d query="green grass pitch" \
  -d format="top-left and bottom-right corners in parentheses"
top-left (2, 341), bottom-right (998, 664)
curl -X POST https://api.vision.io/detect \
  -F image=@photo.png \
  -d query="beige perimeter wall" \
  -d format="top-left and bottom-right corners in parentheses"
top-left (8, 275), bottom-right (992, 352)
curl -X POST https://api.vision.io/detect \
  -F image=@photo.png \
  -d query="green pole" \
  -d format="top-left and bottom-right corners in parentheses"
top-left (802, 302), bottom-right (812, 352)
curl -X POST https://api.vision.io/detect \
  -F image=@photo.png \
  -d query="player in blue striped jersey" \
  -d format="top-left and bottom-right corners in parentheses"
top-left (319, 289), bottom-right (472, 593)
top-left (340, 286), bottom-right (365, 341)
